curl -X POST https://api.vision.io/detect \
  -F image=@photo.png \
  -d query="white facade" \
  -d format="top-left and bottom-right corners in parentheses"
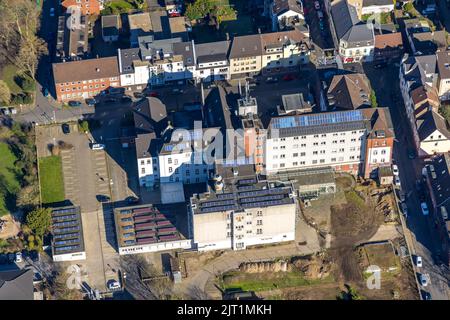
top-left (193, 60), bottom-right (230, 83)
top-left (53, 251), bottom-right (86, 262)
top-left (191, 203), bottom-right (296, 252)
top-left (438, 77), bottom-right (450, 101)
top-left (261, 42), bottom-right (309, 70)
top-left (265, 130), bottom-right (367, 174)
top-left (272, 9), bottom-right (305, 31)
top-left (361, 4), bottom-right (394, 16)
top-left (118, 239), bottom-right (192, 255)
top-left (420, 130), bottom-right (450, 155)
top-left (138, 147), bottom-right (212, 187)
top-left (339, 40), bottom-right (374, 63)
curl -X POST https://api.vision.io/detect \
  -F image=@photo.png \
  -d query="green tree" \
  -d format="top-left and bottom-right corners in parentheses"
top-left (25, 207), bottom-right (51, 238)
top-left (78, 120), bottom-right (89, 133)
top-left (370, 89), bottom-right (378, 108)
top-left (186, 0), bottom-right (213, 21)
top-left (17, 76), bottom-right (35, 92)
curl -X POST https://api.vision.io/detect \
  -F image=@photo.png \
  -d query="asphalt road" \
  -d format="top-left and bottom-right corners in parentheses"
top-left (365, 62), bottom-right (449, 300)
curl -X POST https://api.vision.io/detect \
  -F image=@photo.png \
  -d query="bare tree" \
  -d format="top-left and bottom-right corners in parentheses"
top-left (0, 80), bottom-right (11, 104)
top-left (16, 34), bottom-right (48, 79)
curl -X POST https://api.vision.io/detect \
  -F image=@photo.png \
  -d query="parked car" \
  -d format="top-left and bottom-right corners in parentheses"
top-left (317, 10), bottom-right (324, 19)
top-left (266, 77), bottom-right (279, 84)
top-left (401, 202), bottom-right (408, 218)
top-left (133, 92), bottom-right (145, 99)
top-left (49, 8), bottom-right (55, 17)
top-left (282, 74), bottom-right (295, 81)
top-left (42, 87), bottom-right (49, 97)
top-left (374, 62), bottom-right (388, 69)
top-left (314, 1), bottom-right (321, 10)
top-left (419, 273), bottom-right (429, 286)
top-left (90, 143), bottom-right (105, 150)
top-left (421, 291), bottom-right (432, 300)
top-left (62, 123), bottom-right (70, 135)
top-left (147, 91), bottom-right (160, 97)
top-left (392, 164), bottom-right (399, 176)
top-left (126, 196), bottom-right (139, 204)
top-left (394, 175), bottom-right (401, 187)
top-left (15, 252), bottom-right (22, 263)
top-left (104, 98), bottom-right (118, 103)
top-left (171, 88), bottom-right (184, 94)
top-left (319, 20), bottom-right (325, 31)
top-left (121, 96), bottom-right (132, 103)
top-left (416, 256), bottom-right (423, 268)
top-left (85, 98), bottom-right (97, 106)
top-left (68, 100), bottom-right (82, 107)
top-left (108, 280), bottom-right (121, 291)
top-left (420, 202), bottom-right (429, 215)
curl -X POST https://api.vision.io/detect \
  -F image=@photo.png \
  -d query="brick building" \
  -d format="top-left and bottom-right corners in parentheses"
top-left (52, 56), bottom-right (120, 102)
top-left (61, 0), bottom-right (103, 15)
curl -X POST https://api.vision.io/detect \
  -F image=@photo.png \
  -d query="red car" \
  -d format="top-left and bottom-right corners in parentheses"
top-left (282, 74), bottom-right (295, 81)
top-left (147, 91), bottom-right (159, 97)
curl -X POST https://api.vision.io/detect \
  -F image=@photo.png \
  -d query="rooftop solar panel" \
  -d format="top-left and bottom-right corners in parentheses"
top-left (272, 110), bottom-right (364, 129)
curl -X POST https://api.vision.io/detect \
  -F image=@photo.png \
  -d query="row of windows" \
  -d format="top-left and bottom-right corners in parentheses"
top-left (272, 156), bottom-right (361, 168)
top-left (272, 131), bottom-right (365, 142)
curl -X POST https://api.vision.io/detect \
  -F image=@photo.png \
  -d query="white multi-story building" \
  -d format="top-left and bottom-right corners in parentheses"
top-left (193, 40), bottom-right (231, 82)
top-left (264, 109), bottom-right (395, 178)
top-left (189, 165), bottom-right (297, 251)
top-left (437, 50), bottom-right (450, 102)
top-left (118, 37), bottom-right (194, 90)
top-left (331, 0), bottom-right (375, 64)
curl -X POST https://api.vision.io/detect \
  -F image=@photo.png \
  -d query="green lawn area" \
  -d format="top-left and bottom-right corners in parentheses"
top-left (38, 156), bottom-right (65, 204)
top-left (0, 142), bottom-right (21, 216)
top-left (1, 64), bottom-right (22, 95)
top-left (221, 271), bottom-right (334, 292)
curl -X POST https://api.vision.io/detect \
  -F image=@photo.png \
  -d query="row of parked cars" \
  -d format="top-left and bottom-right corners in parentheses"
top-left (0, 107), bottom-right (17, 116)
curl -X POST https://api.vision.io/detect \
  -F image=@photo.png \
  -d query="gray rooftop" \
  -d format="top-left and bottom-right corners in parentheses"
top-left (0, 269), bottom-right (34, 300)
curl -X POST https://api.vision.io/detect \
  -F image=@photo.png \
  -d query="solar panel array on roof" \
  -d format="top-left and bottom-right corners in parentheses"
top-left (272, 110), bottom-right (364, 129)
top-left (217, 193), bottom-right (234, 199)
top-left (51, 206), bottom-right (84, 256)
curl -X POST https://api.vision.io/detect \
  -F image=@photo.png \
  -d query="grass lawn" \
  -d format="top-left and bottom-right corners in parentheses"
top-left (38, 156), bottom-right (65, 204)
top-left (221, 271), bottom-right (334, 292)
top-left (0, 142), bottom-right (21, 216)
top-left (1, 64), bottom-right (23, 95)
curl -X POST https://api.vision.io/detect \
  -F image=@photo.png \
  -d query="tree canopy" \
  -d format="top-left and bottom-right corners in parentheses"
top-left (26, 207), bottom-right (52, 238)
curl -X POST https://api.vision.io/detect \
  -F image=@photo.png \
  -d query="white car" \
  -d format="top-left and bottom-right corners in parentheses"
top-left (108, 280), bottom-right (121, 291)
top-left (416, 256), bottom-right (423, 268)
top-left (91, 143), bottom-right (105, 150)
top-left (392, 164), bottom-right (399, 176)
top-left (50, 8), bottom-right (55, 17)
top-left (421, 202), bottom-right (429, 215)
top-left (419, 273), bottom-right (429, 287)
top-left (394, 175), bottom-right (401, 187)
top-left (15, 252), bottom-right (22, 263)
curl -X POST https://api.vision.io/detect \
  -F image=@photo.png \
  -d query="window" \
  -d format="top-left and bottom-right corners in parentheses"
top-left (168, 167), bottom-right (173, 173)
top-left (257, 229), bottom-right (263, 235)
top-left (257, 220), bottom-right (263, 226)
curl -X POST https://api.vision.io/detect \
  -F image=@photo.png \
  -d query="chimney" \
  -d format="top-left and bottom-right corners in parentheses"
top-left (226, 33), bottom-right (230, 41)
